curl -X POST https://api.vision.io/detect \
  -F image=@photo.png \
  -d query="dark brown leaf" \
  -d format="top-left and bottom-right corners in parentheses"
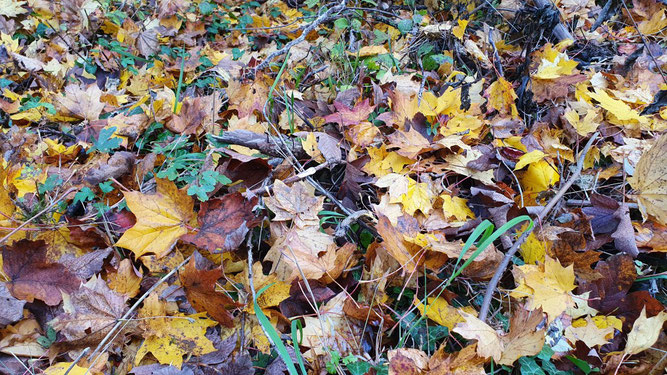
top-left (2, 239), bottom-right (81, 306)
top-left (182, 193), bottom-right (260, 253)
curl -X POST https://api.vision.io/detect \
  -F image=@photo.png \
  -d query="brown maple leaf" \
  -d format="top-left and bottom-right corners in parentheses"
top-left (179, 256), bottom-right (241, 327)
top-left (2, 239), bottom-right (81, 306)
top-left (182, 192), bottom-right (260, 253)
top-left (50, 276), bottom-right (128, 346)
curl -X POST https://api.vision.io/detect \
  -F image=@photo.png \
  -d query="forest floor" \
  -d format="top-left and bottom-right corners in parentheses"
top-left (0, 0), bottom-right (666, 374)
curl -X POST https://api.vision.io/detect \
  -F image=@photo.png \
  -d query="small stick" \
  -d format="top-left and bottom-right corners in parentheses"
top-left (478, 132), bottom-right (599, 322)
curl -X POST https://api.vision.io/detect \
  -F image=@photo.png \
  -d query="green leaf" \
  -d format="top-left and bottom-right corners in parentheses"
top-left (346, 360), bottom-right (371, 375)
top-left (397, 19), bottom-right (413, 34)
top-left (519, 357), bottom-right (546, 375)
top-left (334, 18), bottom-right (349, 30)
top-left (566, 355), bottom-right (599, 375)
top-left (89, 126), bottom-right (122, 154)
top-left (99, 181), bottom-right (114, 194)
top-left (74, 187), bottom-right (95, 204)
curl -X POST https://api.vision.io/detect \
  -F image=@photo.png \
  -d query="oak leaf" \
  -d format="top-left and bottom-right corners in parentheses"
top-left (116, 178), bottom-right (195, 258)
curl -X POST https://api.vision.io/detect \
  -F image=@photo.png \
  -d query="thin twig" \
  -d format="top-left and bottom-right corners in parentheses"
top-left (63, 348), bottom-right (90, 375)
top-left (478, 132), bottom-right (599, 322)
top-left (0, 187), bottom-right (77, 245)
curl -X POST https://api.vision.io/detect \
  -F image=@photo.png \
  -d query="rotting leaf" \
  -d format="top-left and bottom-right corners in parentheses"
top-left (2, 239), bottom-right (80, 306)
top-left (182, 192), bottom-right (260, 253)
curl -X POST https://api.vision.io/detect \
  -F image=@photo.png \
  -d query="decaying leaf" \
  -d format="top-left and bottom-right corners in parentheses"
top-left (2, 240), bottom-right (80, 306)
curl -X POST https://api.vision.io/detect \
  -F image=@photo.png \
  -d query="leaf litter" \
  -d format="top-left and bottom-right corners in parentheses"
top-left (0, 0), bottom-right (665, 374)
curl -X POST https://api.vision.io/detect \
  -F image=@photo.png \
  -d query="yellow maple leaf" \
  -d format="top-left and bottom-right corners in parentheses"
top-left (519, 227), bottom-right (547, 265)
top-left (533, 43), bottom-right (579, 79)
top-left (415, 297), bottom-right (477, 330)
top-left (520, 159), bottom-right (560, 203)
top-left (514, 150), bottom-right (546, 170)
top-left (486, 77), bottom-right (518, 117)
top-left (564, 107), bottom-right (600, 136)
top-left (453, 312), bottom-right (504, 361)
top-left (116, 179), bottom-right (194, 258)
top-left (511, 256), bottom-right (575, 320)
top-left (441, 195), bottom-right (474, 221)
top-left (43, 362), bottom-right (89, 375)
top-left (135, 294), bottom-right (217, 369)
top-left (565, 316), bottom-right (615, 348)
top-left (363, 145), bottom-right (415, 177)
top-left (376, 173), bottom-right (434, 215)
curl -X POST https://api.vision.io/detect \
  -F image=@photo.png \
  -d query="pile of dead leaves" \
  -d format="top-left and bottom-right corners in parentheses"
top-left (0, 0), bottom-right (665, 374)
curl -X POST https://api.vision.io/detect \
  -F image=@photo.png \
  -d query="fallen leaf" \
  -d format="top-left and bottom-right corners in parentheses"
top-left (564, 316), bottom-right (615, 348)
top-left (2, 239), bottom-right (80, 306)
top-left (116, 178), bottom-right (195, 258)
top-left (182, 193), bottom-right (260, 253)
top-left (624, 308), bottom-right (667, 356)
top-left (453, 312), bottom-right (503, 362)
top-left (50, 276), bottom-right (128, 347)
top-left (264, 180), bottom-right (324, 228)
top-left (510, 256), bottom-right (575, 320)
top-left (629, 133), bottom-right (667, 224)
top-left (0, 283), bottom-right (25, 327)
top-left (179, 256), bottom-right (240, 327)
top-left (135, 293), bottom-right (217, 369)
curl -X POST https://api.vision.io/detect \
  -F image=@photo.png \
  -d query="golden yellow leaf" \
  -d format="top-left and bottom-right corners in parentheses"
top-left (108, 258), bottom-right (142, 298)
top-left (638, 9), bottom-right (667, 35)
top-left (514, 150), bottom-right (546, 170)
top-left (628, 133), bottom-right (667, 225)
top-left (519, 230), bottom-right (546, 265)
top-left (415, 297), bottom-right (476, 330)
top-left (134, 294), bottom-right (217, 369)
top-left (564, 107), bottom-right (600, 136)
top-left (441, 195), bottom-right (474, 221)
top-left (485, 77), bottom-right (518, 117)
top-left (565, 316), bottom-right (614, 348)
top-left (511, 256), bottom-right (575, 320)
top-left (533, 43), bottom-right (578, 79)
top-left (452, 19), bottom-right (468, 41)
top-left (588, 88), bottom-right (646, 126)
top-left (453, 312), bottom-right (503, 361)
top-left (624, 308), bottom-right (667, 356)
top-left (116, 179), bottom-right (194, 258)
top-left (520, 159), bottom-right (560, 202)
top-left (363, 145), bottom-right (415, 177)
top-left (43, 363), bottom-right (89, 375)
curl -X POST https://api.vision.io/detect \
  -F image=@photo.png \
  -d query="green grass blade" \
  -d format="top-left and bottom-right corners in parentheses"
top-left (254, 284), bottom-right (301, 375)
